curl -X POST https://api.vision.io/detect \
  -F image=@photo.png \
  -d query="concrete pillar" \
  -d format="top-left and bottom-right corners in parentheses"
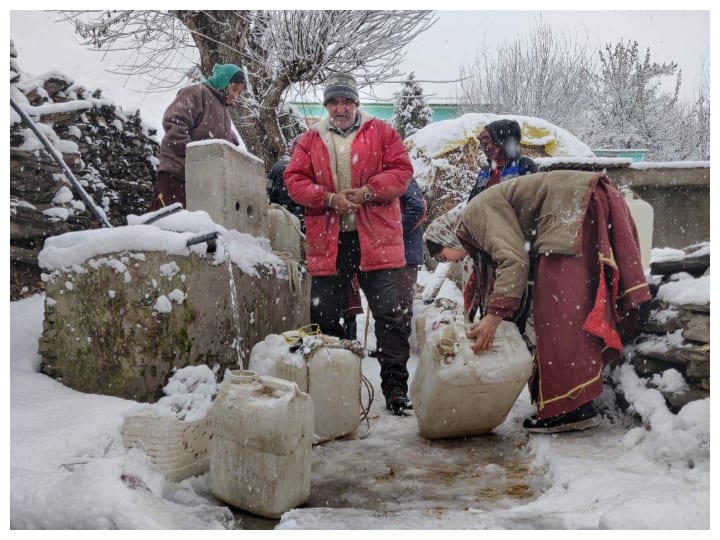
top-left (185, 140), bottom-right (268, 238)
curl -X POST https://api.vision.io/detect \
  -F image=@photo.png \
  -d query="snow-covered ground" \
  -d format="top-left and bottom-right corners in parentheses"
top-left (9, 228), bottom-right (711, 529)
top-left (7, 9), bottom-right (713, 531)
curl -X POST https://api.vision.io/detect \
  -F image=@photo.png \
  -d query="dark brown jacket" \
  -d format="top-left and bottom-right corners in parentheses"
top-left (158, 83), bottom-right (237, 181)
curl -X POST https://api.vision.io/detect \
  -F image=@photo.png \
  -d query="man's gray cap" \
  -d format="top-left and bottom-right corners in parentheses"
top-left (323, 73), bottom-right (359, 105)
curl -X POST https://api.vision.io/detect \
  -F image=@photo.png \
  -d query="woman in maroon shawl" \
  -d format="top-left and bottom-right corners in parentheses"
top-left (424, 170), bottom-right (652, 433)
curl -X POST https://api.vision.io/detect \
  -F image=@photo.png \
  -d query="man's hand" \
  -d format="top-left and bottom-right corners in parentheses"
top-left (466, 314), bottom-right (502, 353)
top-left (329, 192), bottom-right (361, 215)
top-left (343, 186), bottom-right (372, 205)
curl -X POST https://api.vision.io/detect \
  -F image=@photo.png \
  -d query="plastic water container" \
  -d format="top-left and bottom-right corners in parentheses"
top-left (268, 203), bottom-right (304, 260)
top-left (622, 187), bottom-right (654, 270)
top-left (121, 409), bottom-right (210, 481)
top-left (410, 320), bottom-right (533, 439)
top-left (208, 370), bottom-right (313, 518)
top-left (415, 298), bottom-right (460, 353)
top-left (249, 333), bottom-right (362, 443)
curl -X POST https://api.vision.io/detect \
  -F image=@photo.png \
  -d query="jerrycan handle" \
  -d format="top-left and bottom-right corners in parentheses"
top-left (258, 375), bottom-right (299, 396)
top-left (227, 369), bottom-right (257, 384)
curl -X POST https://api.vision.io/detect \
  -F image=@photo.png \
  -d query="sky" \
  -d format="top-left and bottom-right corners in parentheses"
top-left (7, 7), bottom-right (712, 132)
top-left (364, 8), bottom-right (711, 104)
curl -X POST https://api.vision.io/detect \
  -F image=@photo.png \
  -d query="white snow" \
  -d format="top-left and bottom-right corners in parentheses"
top-left (8, 230), bottom-right (712, 529)
top-left (37, 207), bottom-right (287, 284)
top-left (406, 112), bottom-right (595, 160)
top-left (630, 161), bottom-right (711, 169)
top-left (154, 365), bottom-right (219, 422)
top-left (657, 275), bottom-right (710, 306)
top-left (7, 11), bottom-right (714, 531)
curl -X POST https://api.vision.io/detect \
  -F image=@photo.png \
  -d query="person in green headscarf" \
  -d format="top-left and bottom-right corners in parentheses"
top-left (149, 63), bottom-right (247, 211)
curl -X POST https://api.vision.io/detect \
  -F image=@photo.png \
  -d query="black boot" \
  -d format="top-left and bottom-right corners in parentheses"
top-left (523, 401), bottom-right (599, 434)
top-left (385, 388), bottom-right (413, 416)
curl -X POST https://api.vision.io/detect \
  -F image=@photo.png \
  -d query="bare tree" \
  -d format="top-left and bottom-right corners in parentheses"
top-left (61, 10), bottom-right (436, 170)
top-left (457, 21), bottom-right (596, 136)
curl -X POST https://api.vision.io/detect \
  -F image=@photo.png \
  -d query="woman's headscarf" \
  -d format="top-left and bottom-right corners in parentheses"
top-left (424, 205), bottom-right (465, 250)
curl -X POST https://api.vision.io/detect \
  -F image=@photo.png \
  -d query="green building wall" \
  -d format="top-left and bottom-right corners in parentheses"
top-left (291, 102), bottom-right (462, 124)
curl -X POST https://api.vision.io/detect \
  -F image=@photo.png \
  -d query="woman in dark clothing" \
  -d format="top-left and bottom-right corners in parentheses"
top-left (467, 118), bottom-right (537, 201)
top-left (149, 64), bottom-right (246, 211)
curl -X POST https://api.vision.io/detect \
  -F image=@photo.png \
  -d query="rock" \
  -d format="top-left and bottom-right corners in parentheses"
top-left (683, 314), bottom-right (710, 344)
top-left (39, 248), bottom-right (310, 402)
top-left (42, 74), bottom-right (74, 99)
top-left (650, 253), bottom-right (709, 277)
top-left (662, 387), bottom-right (710, 414)
top-left (623, 242), bottom-right (710, 412)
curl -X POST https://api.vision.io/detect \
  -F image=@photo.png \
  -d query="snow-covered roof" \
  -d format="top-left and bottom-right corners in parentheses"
top-left (406, 112), bottom-right (595, 159)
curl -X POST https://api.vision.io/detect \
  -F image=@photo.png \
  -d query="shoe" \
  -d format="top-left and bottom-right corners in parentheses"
top-left (385, 389), bottom-right (413, 416)
top-left (523, 402), bottom-right (599, 434)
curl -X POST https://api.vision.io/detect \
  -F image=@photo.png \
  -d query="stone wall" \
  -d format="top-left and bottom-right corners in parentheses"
top-left (627, 245), bottom-right (710, 412)
top-left (13, 42), bottom-right (315, 402)
top-left (610, 166), bottom-right (710, 250)
top-left (38, 249), bottom-right (310, 402)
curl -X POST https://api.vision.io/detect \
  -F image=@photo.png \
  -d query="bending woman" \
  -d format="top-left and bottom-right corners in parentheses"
top-left (424, 170), bottom-right (652, 433)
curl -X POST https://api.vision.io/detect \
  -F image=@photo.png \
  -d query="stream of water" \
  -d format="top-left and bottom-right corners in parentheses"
top-left (220, 236), bottom-right (245, 367)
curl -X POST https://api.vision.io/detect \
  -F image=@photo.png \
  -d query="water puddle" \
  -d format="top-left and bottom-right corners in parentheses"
top-left (306, 421), bottom-right (545, 513)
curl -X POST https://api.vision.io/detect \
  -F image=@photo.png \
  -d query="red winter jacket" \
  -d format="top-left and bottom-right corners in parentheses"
top-left (284, 113), bottom-right (413, 276)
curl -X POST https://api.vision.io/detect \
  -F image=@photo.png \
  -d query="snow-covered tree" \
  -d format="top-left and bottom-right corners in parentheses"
top-left (60, 10), bottom-right (436, 171)
top-left (457, 25), bottom-right (700, 162)
top-left (390, 72), bottom-right (433, 140)
top-left (675, 59), bottom-right (710, 161)
top-left (457, 22), bottom-right (596, 137)
top-left (585, 40), bottom-right (684, 160)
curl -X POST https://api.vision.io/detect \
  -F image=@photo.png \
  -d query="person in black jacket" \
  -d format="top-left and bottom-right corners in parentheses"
top-left (467, 119), bottom-right (537, 201)
top-left (267, 134), bottom-right (306, 230)
top-left (396, 178), bottom-right (427, 346)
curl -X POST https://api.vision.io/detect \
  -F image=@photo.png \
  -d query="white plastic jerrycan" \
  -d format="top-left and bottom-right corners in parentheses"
top-left (121, 408), bottom-right (210, 482)
top-left (208, 370), bottom-right (314, 519)
top-left (410, 320), bottom-right (533, 439)
top-left (249, 331), bottom-right (362, 443)
top-left (621, 187), bottom-right (654, 270)
top-left (267, 203), bottom-right (304, 260)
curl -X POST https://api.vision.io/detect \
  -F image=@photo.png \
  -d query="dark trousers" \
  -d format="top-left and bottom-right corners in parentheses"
top-left (395, 264), bottom-right (419, 341)
top-left (311, 232), bottom-right (410, 396)
top-left (149, 171), bottom-right (185, 211)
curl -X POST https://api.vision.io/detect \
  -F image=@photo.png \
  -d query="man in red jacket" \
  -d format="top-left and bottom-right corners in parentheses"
top-left (284, 73), bottom-right (414, 415)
